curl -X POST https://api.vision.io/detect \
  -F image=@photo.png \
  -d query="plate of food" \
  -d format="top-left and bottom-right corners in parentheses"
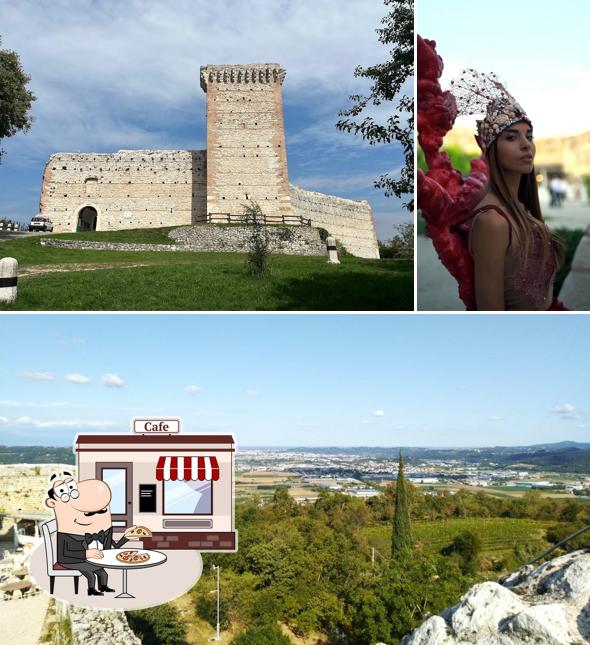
top-left (116, 550), bottom-right (150, 564)
top-left (124, 525), bottom-right (153, 538)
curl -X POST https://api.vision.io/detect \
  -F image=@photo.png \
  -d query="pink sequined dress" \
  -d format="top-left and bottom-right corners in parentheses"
top-left (458, 205), bottom-right (561, 311)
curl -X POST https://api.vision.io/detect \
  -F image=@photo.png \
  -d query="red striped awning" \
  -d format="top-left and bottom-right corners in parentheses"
top-left (156, 456), bottom-right (220, 481)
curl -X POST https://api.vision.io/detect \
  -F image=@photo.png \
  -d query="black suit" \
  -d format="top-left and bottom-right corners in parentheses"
top-left (57, 527), bottom-right (129, 590)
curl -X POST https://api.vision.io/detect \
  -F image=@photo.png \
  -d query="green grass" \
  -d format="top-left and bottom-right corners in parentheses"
top-left (364, 518), bottom-right (555, 560)
top-left (0, 230), bottom-right (413, 310)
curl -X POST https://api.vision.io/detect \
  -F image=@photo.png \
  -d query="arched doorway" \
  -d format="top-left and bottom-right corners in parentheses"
top-left (77, 206), bottom-right (98, 231)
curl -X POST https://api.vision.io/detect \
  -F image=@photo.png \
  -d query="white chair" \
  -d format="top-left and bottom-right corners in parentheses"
top-left (41, 519), bottom-right (81, 594)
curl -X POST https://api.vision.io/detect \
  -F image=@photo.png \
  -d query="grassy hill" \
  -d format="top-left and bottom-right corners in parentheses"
top-left (0, 229), bottom-right (413, 310)
top-left (364, 517), bottom-right (554, 566)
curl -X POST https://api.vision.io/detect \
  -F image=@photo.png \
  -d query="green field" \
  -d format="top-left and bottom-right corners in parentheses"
top-left (0, 230), bottom-right (413, 310)
top-left (364, 518), bottom-right (555, 560)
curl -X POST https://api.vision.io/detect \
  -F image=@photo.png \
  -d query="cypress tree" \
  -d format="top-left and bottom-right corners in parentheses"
top-left (392, 449), bottom-right (411, 555)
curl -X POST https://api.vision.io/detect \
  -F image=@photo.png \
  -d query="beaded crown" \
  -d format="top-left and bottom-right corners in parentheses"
top-left (450, 69), bottom-right (531, 153)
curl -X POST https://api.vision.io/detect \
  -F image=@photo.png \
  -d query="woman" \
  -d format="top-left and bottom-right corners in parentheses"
top-left (452, 71), bottom-right (566, 310)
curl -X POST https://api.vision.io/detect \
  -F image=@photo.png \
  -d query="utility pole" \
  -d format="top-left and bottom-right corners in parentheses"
top-left (208, 565), bottom-right (221, 642)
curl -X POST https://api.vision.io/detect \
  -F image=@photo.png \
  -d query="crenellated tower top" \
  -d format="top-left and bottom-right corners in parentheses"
top-left (200, 63), bottom-right (286, 92)
top-left (201, 62), bottom-right (292, 221)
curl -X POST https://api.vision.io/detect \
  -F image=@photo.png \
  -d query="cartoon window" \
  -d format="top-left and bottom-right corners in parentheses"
top-left (163, 480), bottom-right (212, 514)
top-left (156, 456), bottom-right (218, 515)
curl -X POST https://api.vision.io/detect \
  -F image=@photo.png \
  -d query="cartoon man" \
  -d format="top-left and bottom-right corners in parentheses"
top-left (45, 471), bottom-right (136, 596)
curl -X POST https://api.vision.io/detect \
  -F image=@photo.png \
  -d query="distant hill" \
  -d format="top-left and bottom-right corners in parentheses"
top-left (271, 442), bottom-right (590, 472)
top-left (1, 442), bottom-right (589, 472)
top-left (0, 445), bottom-right (74, 465)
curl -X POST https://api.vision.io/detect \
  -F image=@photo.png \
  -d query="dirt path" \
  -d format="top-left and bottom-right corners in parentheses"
top-left (0, 593), bottom-right (49, 644)
top-left (19, 262), bottom-right (152, 277)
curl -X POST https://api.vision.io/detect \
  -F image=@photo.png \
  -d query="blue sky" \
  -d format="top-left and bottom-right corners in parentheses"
top-left (419, 0), bottom-right (590, 137)
top-left (0, 0), bottom-right (409, 240)
top-left (0, 314), bottom-right (588, 448)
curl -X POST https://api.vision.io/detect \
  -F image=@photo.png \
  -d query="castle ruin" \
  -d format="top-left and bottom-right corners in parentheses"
top-left (39, 63), bottom-right (379, 258)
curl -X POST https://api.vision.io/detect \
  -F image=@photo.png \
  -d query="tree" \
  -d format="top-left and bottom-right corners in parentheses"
top-left (378, 221), bottom-right (414, 259)
top-left (271, 486), bottom-right (298, 518)
top-left (126, 605), bottom-right (187, 645)
top-left (392, 450), bottom-right (412, 555)
top-left (244, 201), bottom-right (270, 277)
top-left (0, 36), bottom-right (36, 164)
top-left (336, 0), bottom-right (414, 210)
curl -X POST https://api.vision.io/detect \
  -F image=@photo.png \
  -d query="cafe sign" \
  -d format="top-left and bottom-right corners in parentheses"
top-left (132, 417), bottom-right (182, 434)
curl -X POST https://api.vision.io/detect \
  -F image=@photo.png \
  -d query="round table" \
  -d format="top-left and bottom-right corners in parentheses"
top-left (86, 548), bottom-right (167, 599)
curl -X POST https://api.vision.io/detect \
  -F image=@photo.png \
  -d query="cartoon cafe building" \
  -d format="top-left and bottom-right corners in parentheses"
top-left (74, 418), bottom-right (237, 551)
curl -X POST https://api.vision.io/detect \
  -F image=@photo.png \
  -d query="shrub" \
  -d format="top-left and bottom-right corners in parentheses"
top-left (441, 530), bottom-right (482, 574)
top-left (554, 227), bottom-right (585, 296)
top-left (316, 227), bottom-right (329, 242)
top-left (230, 624), bottom-right (292, 645)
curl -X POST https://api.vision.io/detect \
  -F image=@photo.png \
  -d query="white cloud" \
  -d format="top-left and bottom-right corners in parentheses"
top-left (0, 399), bottom-right (72, 408)
top-left (291, 168), bottom-right (402, 195)
top-left (456, 385), bottom-right (468, 391)
top-left (245, 389), bottom-right (258, 396)
top-left (17, 371), bottom-right (54, 381)
top-left (0, 416), bottom-right (8, 425)
top-left (10, 416), bottom-right (121, 429)
top-left (372, 410), bottom-right (385, 417)
top-left (360, 420), bottom-right (371, 425)
top-left (487, 416), bottom-right (504, 421)
top-left (101, 373), bottom-right (125, 388)
top-left (295, 422), bottom-right (315, 428)
top-left (61, 336), bottom-right (87, 347)
top-left (185, 385), bottom-right (202, 395)
top-left (0, 0), bottom-right (390, 158)
top-left (65, 373), bottom-right (91, 384)
top-left (551, 403), bottom-right (580, 419)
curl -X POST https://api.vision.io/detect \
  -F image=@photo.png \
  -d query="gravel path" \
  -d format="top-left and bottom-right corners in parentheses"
top-left (19, 262), bottom-right (152, 277)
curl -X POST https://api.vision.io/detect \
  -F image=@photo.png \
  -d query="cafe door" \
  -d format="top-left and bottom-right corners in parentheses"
top-left (96, 462), bottom-right (133, 528)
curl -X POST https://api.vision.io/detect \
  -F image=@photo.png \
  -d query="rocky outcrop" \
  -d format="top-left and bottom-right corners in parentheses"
top-left (70, 606), bottom-right (141, 645)
top-left (401, 550), bottom-right (590, 644)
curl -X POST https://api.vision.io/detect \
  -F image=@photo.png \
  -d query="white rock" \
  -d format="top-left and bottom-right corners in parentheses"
top-left (507, 551), bottom-right (590, 604)
top-left (400, 615), bottom-right (451, 644)
top-left (503, 604), bottom-right (572, 644)
top-left (449, 582), bottom-right (526, 641)
top-left (403, 552), bottom-right (590, 645)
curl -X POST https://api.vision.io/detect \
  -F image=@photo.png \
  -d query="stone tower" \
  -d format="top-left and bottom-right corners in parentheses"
top-left (200, 63), bottom-right (293, 222)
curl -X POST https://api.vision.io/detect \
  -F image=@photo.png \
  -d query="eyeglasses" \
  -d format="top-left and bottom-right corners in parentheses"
top-left (52, 480), bottom-right (80, 503)
top-left (57, 489), bottom-right (80, 503)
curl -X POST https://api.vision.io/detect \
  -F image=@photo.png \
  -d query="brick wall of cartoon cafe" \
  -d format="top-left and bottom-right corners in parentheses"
top-left (75, 417), bottom-right (237, 552)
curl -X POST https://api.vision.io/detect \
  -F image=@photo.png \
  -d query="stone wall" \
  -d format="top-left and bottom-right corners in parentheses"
top-left (39, 150), bottom-right (206, 233)
top-left (40, 225), bottom-right (326, 256)
top-left (290, 185), bottom-right (380, 259)
top-left (0, 464), bottom-right (75, 514)
top-left (201, 64), bottom-right (292, 220)
top-left (170, 224), bottom-right (324, 255)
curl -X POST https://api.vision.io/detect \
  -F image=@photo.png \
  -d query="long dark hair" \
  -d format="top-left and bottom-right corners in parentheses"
top-left (487, 140), bottom-right (564, 266)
